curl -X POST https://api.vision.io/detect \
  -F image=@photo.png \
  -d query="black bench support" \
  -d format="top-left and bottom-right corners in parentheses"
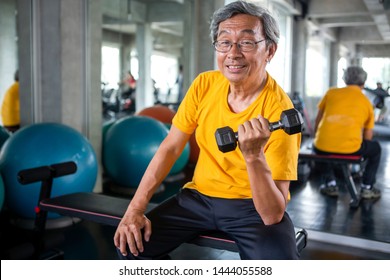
top-left (17, 161), bottom-right (77, 259)
top-left (299, 143), bottom-right (365, 208)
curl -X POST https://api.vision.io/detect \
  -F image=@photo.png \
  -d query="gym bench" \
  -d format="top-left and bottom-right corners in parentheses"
top-left (39, 192), bottom-right (307, 254)
top-left (299, 141), bottom-right (366, 208)
top-left (18, 161), bottom-right (307, 258)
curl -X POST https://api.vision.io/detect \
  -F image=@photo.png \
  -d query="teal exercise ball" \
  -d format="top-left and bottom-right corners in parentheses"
top-left (164, 124), bottom-right (190, 175)
top-left (102, 119), bottom-right (116, 141)
top-left (0, 126), bottom-right (11, 150)
top-left (169, 142), bottom-right (190, 175)
top-left (102, 119), bottom-right (116, 165)
top-left (0, 123), bottom-right (98, 219)
top-left (0, 175), bottom-right (4, 211)
top-left (103, 116), bottom-right (169, 188)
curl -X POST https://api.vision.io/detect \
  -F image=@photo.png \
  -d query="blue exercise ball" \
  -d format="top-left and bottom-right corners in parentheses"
top-left (0, 123), bottom-right (98, 219)
top-left (103, 116), bottom-right (169, 188)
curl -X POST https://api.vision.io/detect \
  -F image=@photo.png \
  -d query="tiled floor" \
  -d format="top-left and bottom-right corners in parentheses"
top-left (1, 124), bottom-right (390, 260)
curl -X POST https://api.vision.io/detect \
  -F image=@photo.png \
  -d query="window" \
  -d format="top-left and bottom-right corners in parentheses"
top-left (266, 3), bottom-right (292, 92)
top-left (101, 45), bottom-right (120, 89)
top-left (362, 57), bottom-right (390, 90)
top-left (305, 39), bottom-right (325, 97)
top-left (151, 54), bottom-right (178, 102)
top-left (337, 57), bottom-right (347, 88)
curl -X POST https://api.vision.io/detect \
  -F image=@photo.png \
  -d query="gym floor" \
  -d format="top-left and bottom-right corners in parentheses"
top-left (1, 125), bottom-right (390, 260)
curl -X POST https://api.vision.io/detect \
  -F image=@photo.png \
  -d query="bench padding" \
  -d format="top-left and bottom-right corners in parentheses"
top-left (299, 144), bottom-right (364, 163)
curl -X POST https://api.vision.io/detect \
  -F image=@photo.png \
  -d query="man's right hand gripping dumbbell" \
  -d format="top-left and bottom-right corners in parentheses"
top-left (215, 108), bottom-right (303, 153)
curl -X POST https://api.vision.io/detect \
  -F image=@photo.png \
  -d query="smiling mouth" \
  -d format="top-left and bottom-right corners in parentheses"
top-left (227, 65), bottom-right (245, 72)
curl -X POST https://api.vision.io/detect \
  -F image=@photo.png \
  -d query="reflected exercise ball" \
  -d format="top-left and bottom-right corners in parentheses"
top-left (0, 123), bottom-right (98, 219)
top-left (103, 116), bottom-right (169, 188)
top-left (137, 105), bottom-right (176, 124)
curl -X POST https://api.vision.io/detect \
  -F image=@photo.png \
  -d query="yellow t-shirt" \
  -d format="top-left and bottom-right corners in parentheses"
top-left (1, 82), bottom-right (20, 126)
top-left (172, 70), bottom-right (301, 199)
top-left (314, 85), bottom-right (374, 153)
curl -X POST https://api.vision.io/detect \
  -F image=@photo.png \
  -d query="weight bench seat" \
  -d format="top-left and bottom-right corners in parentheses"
top-left (40, 192), bottom-right (307, 254)
top-left (299, 143), bottom-right (366, 208)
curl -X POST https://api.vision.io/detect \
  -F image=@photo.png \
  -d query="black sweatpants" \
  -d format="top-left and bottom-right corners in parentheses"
top-left (117, 188), bottom-right (299, 260)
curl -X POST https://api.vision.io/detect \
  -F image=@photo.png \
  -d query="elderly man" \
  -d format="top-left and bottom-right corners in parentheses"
top-left (114, 0), bottom-right (300, 260)
top-left (313, 66), bottom-right (381, 200)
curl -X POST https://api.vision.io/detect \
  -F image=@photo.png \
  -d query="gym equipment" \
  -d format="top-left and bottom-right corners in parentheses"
top-left (215, 108), bottom-right (304, 153)
top-left (103, 116), bottom-right (169, 188)
top-left (4, 161), bottom-right (79, 259)
top-left (19, 160), bottom-right (307, 258)
top-left (137, 104), bottom-right (176, 124)
top-left (0, 123), bottom-right (98, 219)
top-left (18, 161), bottom-right (77, 233)
top-left (299, 140), bottom-right (366, 208)
top-left (290, 91), bottom-right (314, 137)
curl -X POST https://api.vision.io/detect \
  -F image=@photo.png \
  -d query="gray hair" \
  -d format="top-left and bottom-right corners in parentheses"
top-left (209, 0), bottom-right (280, 46)
top-left (342, 66), bottom-right (367, 86)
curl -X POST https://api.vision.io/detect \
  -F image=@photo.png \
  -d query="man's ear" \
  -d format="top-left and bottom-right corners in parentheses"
top-left (267, 43), bottom-right (277, 62)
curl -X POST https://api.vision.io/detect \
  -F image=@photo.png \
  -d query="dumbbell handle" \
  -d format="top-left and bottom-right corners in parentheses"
top-left (269, 119), bottom-right (285, 132)
top-left (231, 119), bottom-right (283, 140)
top-left (215, 108), bottom-right (303, 153)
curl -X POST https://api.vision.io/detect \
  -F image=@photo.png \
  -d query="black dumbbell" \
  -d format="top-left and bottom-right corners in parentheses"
top-left (215, 108), bottom-right (303, 153)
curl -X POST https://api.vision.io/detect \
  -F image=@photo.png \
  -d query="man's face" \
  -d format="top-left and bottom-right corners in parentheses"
top-left (215, 14), bottom-right (275, 85)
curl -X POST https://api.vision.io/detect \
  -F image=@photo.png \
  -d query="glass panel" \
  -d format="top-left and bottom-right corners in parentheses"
top-left (101, 45), bottom-right (120, 90)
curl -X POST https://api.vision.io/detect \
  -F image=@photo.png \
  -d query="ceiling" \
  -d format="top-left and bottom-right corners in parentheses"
top-left (102, 0), bottom-right (184, 53)
top-left (306, 0), bottom-right (390, 45)
top-left (102, 0), bottom-right (390, 56)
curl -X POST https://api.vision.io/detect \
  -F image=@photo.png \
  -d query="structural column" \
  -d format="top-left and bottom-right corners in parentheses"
top-left (135, 22), bottom-right (154, 111)
top-left (329, 42), bottom-right (340, 87)
top-left (290, 18), bottom-right (308, 97)
top-left (0, 0), bottom-right (18, 104)
top-left (17, 0), bottom-right (103, 191)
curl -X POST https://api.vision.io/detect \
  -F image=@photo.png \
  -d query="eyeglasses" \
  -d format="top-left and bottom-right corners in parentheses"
top-left (213, 39), bottom-right (266, 53)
